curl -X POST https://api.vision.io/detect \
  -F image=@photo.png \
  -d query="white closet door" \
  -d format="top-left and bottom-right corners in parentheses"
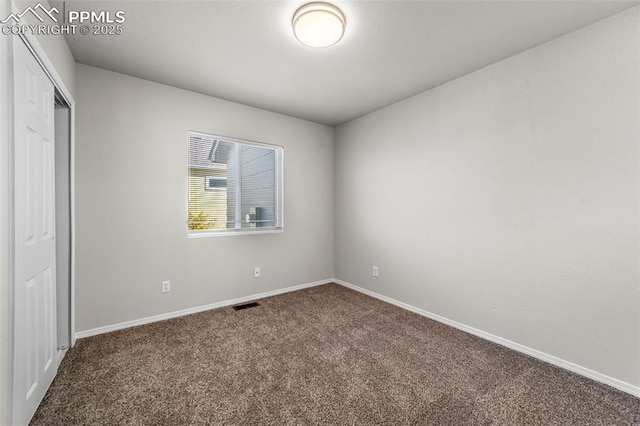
top-left (12, 36), bottom-right (57, 426)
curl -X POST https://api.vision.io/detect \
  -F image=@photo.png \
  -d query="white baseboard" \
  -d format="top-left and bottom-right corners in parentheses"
top-left (56, 347), bottom-right (68, 367)
top-left (334, 279), bottom-right (640, 398)
top-left (75, 278), bottom-right (333, 339)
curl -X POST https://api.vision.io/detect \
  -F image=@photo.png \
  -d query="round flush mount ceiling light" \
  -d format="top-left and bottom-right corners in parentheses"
top-left (292, 2), bottom-right (346, 48)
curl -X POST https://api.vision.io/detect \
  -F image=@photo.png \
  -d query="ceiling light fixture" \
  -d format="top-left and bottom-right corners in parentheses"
top-left (292, 2), bottom-right (346, 48)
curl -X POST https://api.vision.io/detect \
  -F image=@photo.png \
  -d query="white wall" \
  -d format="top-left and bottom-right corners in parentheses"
top-left (335, 7), bottom-right (640, 388)
top-left (74, 64), bottom-right (334, 332)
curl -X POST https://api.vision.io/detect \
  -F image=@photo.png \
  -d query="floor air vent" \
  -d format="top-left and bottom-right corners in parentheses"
top-left (232, 302), bottom-right (260, 311)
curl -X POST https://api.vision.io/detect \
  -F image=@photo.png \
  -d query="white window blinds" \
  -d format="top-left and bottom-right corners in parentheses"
top-left (188, 132), bottom-right (283, 235)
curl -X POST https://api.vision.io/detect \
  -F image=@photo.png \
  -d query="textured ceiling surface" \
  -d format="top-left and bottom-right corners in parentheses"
top-left (56, 1), bottom-right (638, 126)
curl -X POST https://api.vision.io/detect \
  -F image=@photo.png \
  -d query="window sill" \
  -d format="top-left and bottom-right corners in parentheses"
top-left (188, 228), bottom-right (284, 238)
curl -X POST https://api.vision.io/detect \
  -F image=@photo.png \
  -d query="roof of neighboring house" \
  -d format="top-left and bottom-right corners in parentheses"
top-left (189, 135), bottom-right (232, 169)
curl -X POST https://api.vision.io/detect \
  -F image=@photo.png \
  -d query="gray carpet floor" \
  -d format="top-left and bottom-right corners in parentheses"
top-left (31, 283), bottom-right (640, 425)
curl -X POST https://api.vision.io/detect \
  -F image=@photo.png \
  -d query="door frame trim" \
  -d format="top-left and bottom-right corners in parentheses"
top-left (8, 0), bottom-right (76, 422)
top-left (2, 2), bottom-right (15, 424)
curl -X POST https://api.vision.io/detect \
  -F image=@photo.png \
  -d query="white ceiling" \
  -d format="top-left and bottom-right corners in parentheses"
top-left (57, 1), bottom-right (638, 126)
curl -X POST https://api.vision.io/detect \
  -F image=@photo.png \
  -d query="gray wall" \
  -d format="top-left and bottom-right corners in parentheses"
top-left (55, 106), bottom-right (71, 348)
top-left (74, 64), bottom-right (334, 332)
top-left (334, 7), bottom-right (640, 388)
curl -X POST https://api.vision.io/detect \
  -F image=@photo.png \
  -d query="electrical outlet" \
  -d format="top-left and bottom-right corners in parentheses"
top-left (254, 267), bottom-right (261, 278)
top-left (161, 280), bottom-right (171, 293)
top-left (372, 266), bottom-right (379, 277)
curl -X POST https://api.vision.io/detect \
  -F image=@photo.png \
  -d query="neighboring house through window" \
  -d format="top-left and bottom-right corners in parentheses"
top-left (188, 132), bottom-right (283, 235)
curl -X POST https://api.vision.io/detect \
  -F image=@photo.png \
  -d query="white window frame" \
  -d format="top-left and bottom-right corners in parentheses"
top-left (188, 131), bottom-right (284, 238)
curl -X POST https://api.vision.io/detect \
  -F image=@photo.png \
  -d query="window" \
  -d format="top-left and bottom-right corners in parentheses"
top-left (188, 132), bottom-right (283, 235)
top-left (205, 176), bottom-right (227, 190)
